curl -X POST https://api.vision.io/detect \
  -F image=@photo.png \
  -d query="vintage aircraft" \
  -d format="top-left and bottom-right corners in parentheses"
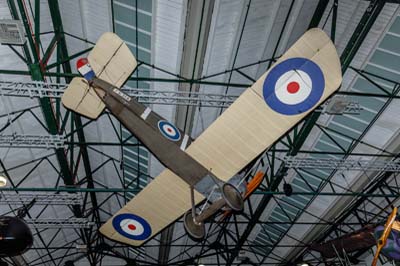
top-left (311, 207), bottom-right (399, 265)
top-left (61, 28), bottom-right (342, 246)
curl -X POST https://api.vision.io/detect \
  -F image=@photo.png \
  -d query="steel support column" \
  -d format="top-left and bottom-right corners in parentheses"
top-left (46, 1), bottom-right (103, 264)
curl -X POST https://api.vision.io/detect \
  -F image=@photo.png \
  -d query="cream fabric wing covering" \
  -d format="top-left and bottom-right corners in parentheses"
top-left (100, 169), bottom-right (204, 246)
top-left (100, 28), bottom-right (342, 246)
top-left (61, 77), bottom-right (105, 119)
top-left (186, 28), bottom-right (342, 182)
top-left (88, 32), bottom-right (137, 89)
top-left (62, 32), bottom-right (136, 119)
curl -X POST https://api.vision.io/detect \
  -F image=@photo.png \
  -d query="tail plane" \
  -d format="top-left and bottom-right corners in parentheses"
top-left (61, 32), bottom-right (137, 119)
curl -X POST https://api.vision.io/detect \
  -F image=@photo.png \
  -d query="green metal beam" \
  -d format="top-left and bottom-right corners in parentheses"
top-left (6, 0), bottom-right (32, 64)
top-left (45, 46), bottom-right (93, 70)
top-left (11, 0), bottom-right (76, 191)
top-left (308, 0), bottom-right (330, 28)
top-left (42, 33), bottom-right (60, 66)
top-left (46, 2), bottom-right (102, 264)
top-left (0, 187), bottom-right (398, 198)
top-left (331, 0), bottom-right (338, 42)
top-left (34, 0), bottom-right (40, 48)
top-left (15, 0), bottom-right (39, 63)
top-left (46, 0), bottom-right (100, 217)
top-left (341, 0), bottom-right (385, 71)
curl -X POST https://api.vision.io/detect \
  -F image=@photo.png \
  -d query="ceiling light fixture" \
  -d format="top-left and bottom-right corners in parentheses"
top-left (0, 176), bottom-right (7, 187)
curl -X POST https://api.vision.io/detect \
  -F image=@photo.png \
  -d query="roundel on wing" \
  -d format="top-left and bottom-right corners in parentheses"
top-left (112, 213), bottom-right (152, 241)
top-left (262, 57), bottom-right (325, 115)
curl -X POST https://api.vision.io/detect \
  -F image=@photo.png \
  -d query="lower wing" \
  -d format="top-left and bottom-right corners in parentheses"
top-left (99, 169), bottom-right (204, 246)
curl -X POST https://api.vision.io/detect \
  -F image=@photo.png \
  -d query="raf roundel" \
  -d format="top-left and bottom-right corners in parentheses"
top-left (262, 57), bottom-right (325, 115)
top-left (112, 213), bottom-right (152, 241)
top-left (158, 120), bottom-right (181, 141)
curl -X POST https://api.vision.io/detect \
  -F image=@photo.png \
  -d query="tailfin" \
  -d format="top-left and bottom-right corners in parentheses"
top-left (76, 58), bottom-right (96, 81)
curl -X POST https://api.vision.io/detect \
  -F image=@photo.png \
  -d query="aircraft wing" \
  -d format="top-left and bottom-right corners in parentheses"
top-left (99, 169), bottom-right (205, 246)
top-left (100, 28), bottom-right (342, 246)
top-left (187, 28), bottom-right (342, 182)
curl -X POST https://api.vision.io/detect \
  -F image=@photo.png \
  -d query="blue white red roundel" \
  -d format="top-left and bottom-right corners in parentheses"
top-left (112, 213), bottom-right (152, 241)
top-left (158, 120), bottom-right (181, 141)
top-left (263, 57), bottom-right (325, 115)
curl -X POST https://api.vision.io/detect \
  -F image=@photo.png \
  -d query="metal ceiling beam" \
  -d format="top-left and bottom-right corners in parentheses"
top-left (4, 1), bottom-right (101, 264)
top-left (285, 157), bottom-right (400, 171)
top-left (308, 0), bottom-right (330, 28)
top-left (0, 68), bottom-right (251, 88)
top-left (175, 0), bottom-right (214, 131)
top-left (158, 1), bottom-right (214, 264)
top-left (0, 193), bottom-right (83, 205)
top-left (0, 134), bottom-right (64, 148)
top-left (46, 0), bottom-right (102, 244)
top-left (27, 218), bottom-right (95, 229)
top-left (10, 0), bottom-right (77, 200)
top-left (0, 186), bottom-right (399, 198)
top-left (4, 12), bottom-right (87, 265)
top-left (299, 169), bottom-right (399, 263)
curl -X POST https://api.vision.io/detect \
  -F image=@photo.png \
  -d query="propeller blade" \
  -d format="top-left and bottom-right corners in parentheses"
top-left (372, 207), bottom-right (397, 266)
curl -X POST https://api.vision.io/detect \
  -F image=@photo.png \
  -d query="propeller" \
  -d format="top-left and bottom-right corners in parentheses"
top-left (219, 171), bottom-right (264, 220)
top-left (372, 206), bottom-right (397, 266)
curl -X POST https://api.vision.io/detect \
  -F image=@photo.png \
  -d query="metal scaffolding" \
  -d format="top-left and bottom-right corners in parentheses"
top-left (0, 134), bottom-right (65, 148)
top-left (27, 218), bottom-right (95, 229)
top-left (0, 192), bottom-right (83, 205)
top-left (284, 157), bottom-right (400, 172)
top-left (0, 79), bottom-right (362, 110)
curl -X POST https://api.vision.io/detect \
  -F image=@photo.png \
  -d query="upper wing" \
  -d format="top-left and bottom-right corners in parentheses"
top-left (61, 77), bottom-right (105, 119)
top-left (88, 32), bottom-right (137, 88)
top-left (187, 28), bottom-right (342, 182)
top-left (100, 28), bottom-right (342, 246)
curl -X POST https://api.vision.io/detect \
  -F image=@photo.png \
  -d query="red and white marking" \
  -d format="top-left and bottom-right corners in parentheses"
top-left (274, 70), bottom-right (312, 105)
top-left (76, 58), bottom-right (92, 76)
top-left (119, 218), bottom-right (145, 236)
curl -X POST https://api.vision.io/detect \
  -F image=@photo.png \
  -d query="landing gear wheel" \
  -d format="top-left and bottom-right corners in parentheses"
top-left (222, 183), bottom-right (244, 211)
top-left (183, 210), bottom-right (205, 241)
